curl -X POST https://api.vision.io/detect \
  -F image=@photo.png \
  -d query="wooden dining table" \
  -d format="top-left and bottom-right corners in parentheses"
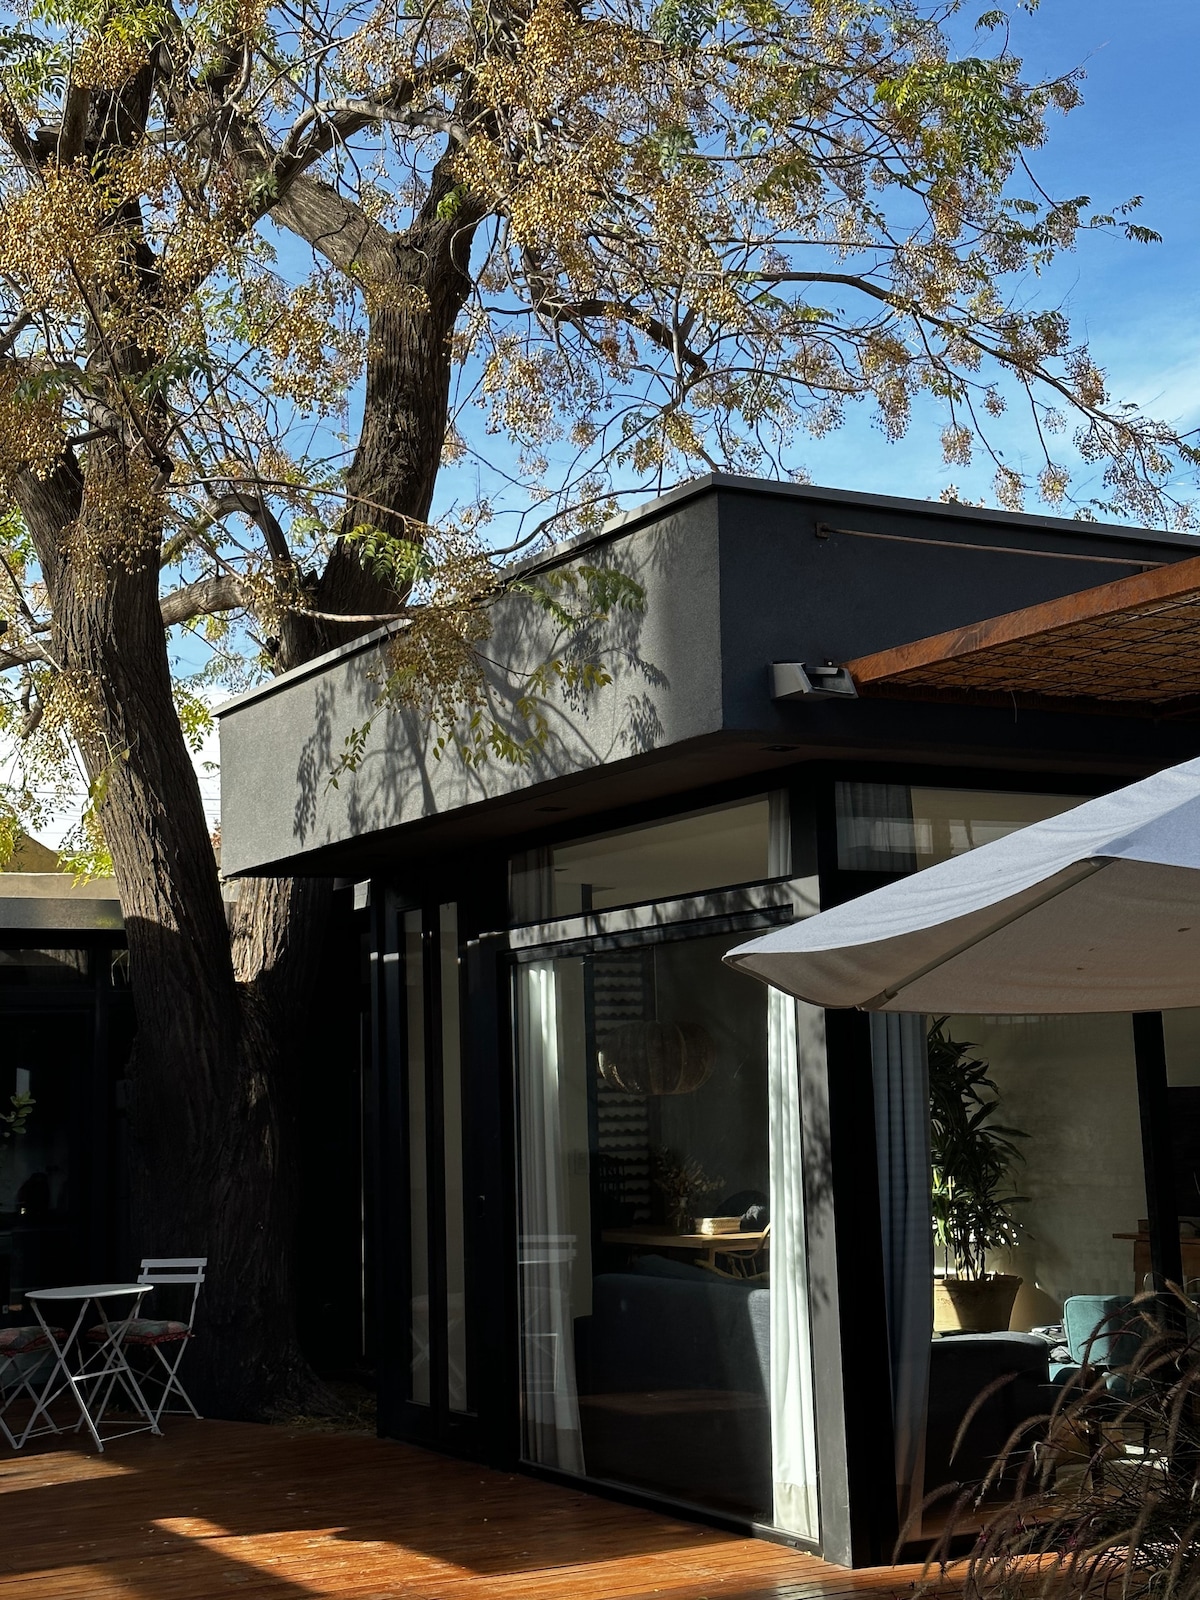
top-left (600, 1224), bottom-right (769, 1269)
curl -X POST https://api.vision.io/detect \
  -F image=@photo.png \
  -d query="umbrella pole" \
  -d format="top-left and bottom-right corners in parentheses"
top-left (1132, 1011), bottom-right (1183, 1292)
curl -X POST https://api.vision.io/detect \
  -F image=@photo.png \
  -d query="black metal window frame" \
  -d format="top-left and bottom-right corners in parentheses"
top-left (508, 878), bottom-right (814, 963)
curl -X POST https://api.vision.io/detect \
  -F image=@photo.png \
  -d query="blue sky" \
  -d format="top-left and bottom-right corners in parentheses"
top-left (800, 0), bottom-right (1200, 508)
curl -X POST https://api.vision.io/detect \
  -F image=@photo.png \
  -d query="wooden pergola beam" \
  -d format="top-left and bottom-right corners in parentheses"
top-left (846, 550), bottom-right (1200, 694)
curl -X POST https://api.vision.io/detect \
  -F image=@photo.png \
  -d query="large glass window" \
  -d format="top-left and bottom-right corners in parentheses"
top-left (514, 930), bottom-right (817, 1536)
top-left (0, 948), bottom-right (89, 986)
top-left (835, 784), bottom-right (1083, 874)
top-left (899, 1010), bottom-right (1151, 1524)
top-left (943, 1014), bottom-right (1145, 1319)
top-left (401, 904), bottom-right (471, 1416)
top-left (510, 794), bottom-right (788, 921)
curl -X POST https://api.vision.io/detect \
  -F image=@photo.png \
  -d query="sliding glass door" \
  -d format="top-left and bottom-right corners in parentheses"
top-left (514, 927), bottom-right (819, 1537)
top-left (380, 896), bottom-right (476, 1450)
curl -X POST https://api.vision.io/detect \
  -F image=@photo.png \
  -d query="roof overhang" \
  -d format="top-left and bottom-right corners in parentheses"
top-left (846, 550), bottom-right (1200, 712)
top-left (0, 896), bottom-right (123, 934)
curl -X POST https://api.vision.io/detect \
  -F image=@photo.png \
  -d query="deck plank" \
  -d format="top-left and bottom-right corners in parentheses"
top-left (0, 1420), bottom-right (947, 1599)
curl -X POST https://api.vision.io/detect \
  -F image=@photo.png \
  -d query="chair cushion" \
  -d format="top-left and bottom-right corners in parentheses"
top-left (1049, 1360), bottom-right (1145, 1403)
top-left (1062, 1295), bottom-right (1142, 1368)
top-left (0, 1325), bottom-right (62, 1354)
top-left (86, 1319), bottom-right (190, 1345)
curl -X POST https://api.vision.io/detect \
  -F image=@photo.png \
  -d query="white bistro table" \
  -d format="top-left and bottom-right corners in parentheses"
top-left (23, 1283), bottom-right (162, 1451)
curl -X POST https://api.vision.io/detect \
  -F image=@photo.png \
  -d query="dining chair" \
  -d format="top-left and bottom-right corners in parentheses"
top-left (0, 1324), bottom-right (61, 1447)
top-left (88, 1257), bottom-right (207, 1426)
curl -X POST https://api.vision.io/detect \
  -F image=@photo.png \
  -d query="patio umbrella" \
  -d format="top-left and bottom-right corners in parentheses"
top-left (728, 756), bottom-right (1200, 1015)
top-left (726, 754), bottom-right (1200, 1286)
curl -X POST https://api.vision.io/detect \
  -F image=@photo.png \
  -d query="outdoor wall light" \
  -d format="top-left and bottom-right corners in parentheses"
top-left (771, 662), bottom-right (858, 700)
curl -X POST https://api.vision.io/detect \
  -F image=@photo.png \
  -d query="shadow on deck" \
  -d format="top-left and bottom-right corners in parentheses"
top-left (0, 1420), bottom-right (949, 1598)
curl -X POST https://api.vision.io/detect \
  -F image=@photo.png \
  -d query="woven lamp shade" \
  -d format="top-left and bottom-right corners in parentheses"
top-left (597, 1021), bottom-right (716, 1095)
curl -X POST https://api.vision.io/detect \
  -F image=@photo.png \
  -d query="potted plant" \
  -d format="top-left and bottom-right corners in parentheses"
top-left (928, 1018), bottom-right (1026, 1333)
top-left (650, 1149), bottom-right (723, 1232)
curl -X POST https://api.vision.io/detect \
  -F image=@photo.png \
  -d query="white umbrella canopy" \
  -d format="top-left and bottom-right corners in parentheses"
top-left (726, 756), bottom-right (1200, 1015)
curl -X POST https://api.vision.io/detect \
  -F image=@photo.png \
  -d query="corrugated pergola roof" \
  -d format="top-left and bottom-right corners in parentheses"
top-left (846, 549), bottom-right (1200, 707)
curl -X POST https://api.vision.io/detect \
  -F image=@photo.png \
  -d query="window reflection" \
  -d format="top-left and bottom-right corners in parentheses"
top-left (1, 1015), bottom-right (90, 1308)
top-left (835, 782), bottom-right (1083, 874)
top-left (0, 948), bottom-right (89, 986)
top-left (510, 795), bottom-right (788, 921)
top-left (516, 931), bottom-right (817, 1534)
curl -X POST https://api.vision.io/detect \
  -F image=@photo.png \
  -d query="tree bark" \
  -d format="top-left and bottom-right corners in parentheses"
top-left (6, 156), bottom-right (478, 1421)
top-left (273, 169), bottom-right (480, 665)
top-left (16, 450), bottom-right (327, 1415)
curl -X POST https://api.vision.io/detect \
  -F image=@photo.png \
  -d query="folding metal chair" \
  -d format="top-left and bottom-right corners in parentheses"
top-left (0, 1325), bottom-right (61, 1447)
top-left (89, 1258), bottom-right (206, 1426)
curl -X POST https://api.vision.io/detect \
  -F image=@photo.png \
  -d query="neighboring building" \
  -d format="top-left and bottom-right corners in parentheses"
top-left (216, 475), bottom-right (1200, 1567)
top-left (0, 852), bottom-right (130, 1314)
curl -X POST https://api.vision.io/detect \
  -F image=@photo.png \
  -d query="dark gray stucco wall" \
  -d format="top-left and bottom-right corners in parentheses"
top-left (218, 496), bottom-right (724, 877)
top-left (715, 483), bottom-right (1191, 733)
top-left (218, 475), bottom-right (1200, 878)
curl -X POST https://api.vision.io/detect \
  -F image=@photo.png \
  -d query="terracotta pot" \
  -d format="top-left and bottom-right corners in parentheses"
top-left (934, 1273), bottom-right (1022, 1334)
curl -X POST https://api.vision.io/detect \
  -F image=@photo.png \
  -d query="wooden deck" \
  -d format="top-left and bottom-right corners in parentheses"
top-left (0, 1420), bottom-right (946, 1599)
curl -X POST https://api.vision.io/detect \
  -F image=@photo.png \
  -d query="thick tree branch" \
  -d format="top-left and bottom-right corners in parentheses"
top-left (57, 83), bottom-right (91, 163)
top-left (0, 639), bottom-right (52, 670)
top-left (0, 310), bottom-right (35, 359)
top-left (268, 171), bottom-right (396, 279)
top-left (208, 492), bottom-right (293, 568)
top-left (160, 574), bottom-right (253, 627)
top-left (534, 288), bottom-right (709, 373)
top-left (272, 52), bottom-right (462, 186)
top-left (0, 89), bottom-right (39, 172)
top-left (302, 99), bottom-right (467, 141)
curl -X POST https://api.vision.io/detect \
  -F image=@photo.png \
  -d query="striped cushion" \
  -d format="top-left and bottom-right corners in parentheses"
top-left (0, 1326), bottom-right (62, 1354)
top-left (87, 1319), bottom-right (190, 1345)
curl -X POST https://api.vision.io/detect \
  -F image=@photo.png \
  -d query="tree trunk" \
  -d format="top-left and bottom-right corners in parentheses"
top-left (18, 449), bottom-right (327, 1415)
top-left (6, 175), bottom-right (476, 1418)
top-left (274, 171), bottom-right (480, 664)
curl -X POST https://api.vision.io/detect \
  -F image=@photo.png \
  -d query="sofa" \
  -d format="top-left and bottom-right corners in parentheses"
top-left (1049, 1295), bottom-right (1144, 1396)
top-left (574, 1259), bottom-right (771, 1516)
top-left (924, 1332), bottom-right (1053, 1496)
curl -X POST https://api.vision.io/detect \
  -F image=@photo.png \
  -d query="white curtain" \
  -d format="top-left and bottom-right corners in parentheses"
top-left (768, 790), bottom-right (792, 876)
top-left (870, 1012), bottom-right (933, 1529)
top-left (510, 847), bottom-right (556, 923)
top-left (768, 987), bottom-right (820, 1540)
top-left (516, 961), bottom-right (585, 1474)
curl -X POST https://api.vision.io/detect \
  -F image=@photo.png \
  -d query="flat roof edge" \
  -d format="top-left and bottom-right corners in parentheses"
top-left (215, 474), bottom-right (1196, 720)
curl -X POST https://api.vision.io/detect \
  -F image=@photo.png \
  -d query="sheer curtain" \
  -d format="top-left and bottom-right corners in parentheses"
top-left (510, 847), bottom-right (556, 923)
top-left (768, 988), bottom-right (820, 1540)
top-left (835, 782), bottom-right (918, 873)
top-left (768, 790), bottom-right (791, 876)
top-left (516, 961), bottom-right (585, 1474)
top-left (870, 1012), bottom-right (932, 1528)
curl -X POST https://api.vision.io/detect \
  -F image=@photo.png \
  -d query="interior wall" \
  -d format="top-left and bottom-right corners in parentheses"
top-left (947, 1013), bottom-right (1144, 1328)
